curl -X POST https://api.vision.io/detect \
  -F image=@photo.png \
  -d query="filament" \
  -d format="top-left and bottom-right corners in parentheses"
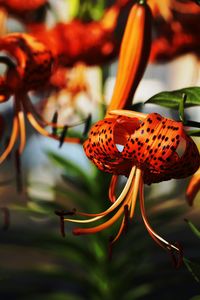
top-left (73, 192), bottom-right (132, 235)
top-left (130, 168), bottom-right (142, 219)
top-left (109, 175), bottom-right (118, 203)
top-left (22, 96), bottom-right (81, 144)
top-left (25, 95), bottom-right (91, 129)
top-left (110, 207), bottom-right (128, 244)
top-left (15, 97), bottom-right (26, 154)
top-left (73, 205), bottom-right (124, 235)
top-left (139, 178), bottom-right (180, 252)
top-left (111, 176), bottom-right (139, 244)
top-left (64, 166), bottom-right (136, 224)
top-left (0, 108), bottom-right (19, 163)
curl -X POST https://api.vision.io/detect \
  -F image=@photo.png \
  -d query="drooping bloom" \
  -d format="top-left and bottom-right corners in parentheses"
top-left (0, 33), bottom-right (81, 163)
top-left (55, 1), bottom-right (200, 265)
top-left (28, 0), bottom-right (134, 68)
top-left (59, 110), bottom-right (199, 264)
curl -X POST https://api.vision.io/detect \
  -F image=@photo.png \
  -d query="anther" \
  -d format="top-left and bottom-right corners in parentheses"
top-left (59, 125), bottom-right (68, 148)
top-left (83, 114), bottom-right (92, 137)
top-left (51, 111), bottom-right (58, 135)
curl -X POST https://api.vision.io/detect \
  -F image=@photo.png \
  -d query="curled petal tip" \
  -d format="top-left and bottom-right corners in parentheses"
top-left (168, 243), bottom-right (183, 269)
top-left (186, 171), bottom-right (200, 206)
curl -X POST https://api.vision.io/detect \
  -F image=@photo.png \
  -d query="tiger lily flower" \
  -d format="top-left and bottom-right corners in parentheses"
top-left (28, 0), bottom-right (134, 68)
top-left (55, 1), bottom-right (200, 265)
top-left (0, 33), bottom-right (81, 163)
top-left (61, 110), bottom-right (199, 265)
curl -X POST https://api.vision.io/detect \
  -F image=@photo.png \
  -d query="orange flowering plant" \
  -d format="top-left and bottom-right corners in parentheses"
top-left (0, 0), bottom-right (199, 277)
top-left (0, 0), bottom-right (136, 165)
top-left (0, 33), bottom-right (83, 165)
top-left (54, 0), bottom-right (200, 269)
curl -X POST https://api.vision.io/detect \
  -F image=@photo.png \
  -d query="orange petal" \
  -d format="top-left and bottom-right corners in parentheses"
top-left (106, 1), bottom-right (152, 114)
top-left (186, 168), bottom-right (200, 206)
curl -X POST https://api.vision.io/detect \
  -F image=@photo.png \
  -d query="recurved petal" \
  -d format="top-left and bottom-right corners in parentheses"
top-left (186, 168), bottom-right (200, 206)
top-left (83, 116), bottom-right (140, 175)
top-left (0, 33), bottom-right (54, 91)
top-left (122, 112), bottom-right (200, 184)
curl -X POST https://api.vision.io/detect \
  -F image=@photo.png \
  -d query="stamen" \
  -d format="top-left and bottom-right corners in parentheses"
top-left (51, 111), bottom-right (58, 135)
top-left (64, 166), bottom-right (136, 224)
top-left (130, 168), bottom-right (142, 219)
top-left (82, 114), bottom-right (92, 137)
top-left (123, 204), bottom-right (130, 234)
top-left (54, 209), bottom-right (76, 237)
top-left (110, 205), bottom-right (130, 245)
top-left (25, 95), bottom-right (90, 129)
top-left (139, 178), bottom-right (180, 253)
top-left (59, 167), bottom-right (137, 241)
top-left (59, 126), bottom-right (68, 148)
top-left (25, 111), bottom-right (81, 144)
top-left (60, 215), bottom-right (65, 237)
top-left (109, 181), bottom-right (137, 245)
top-left (109, 175), bottom-right (118, 203)
top-left (22, 96), bottom-right (82, 144)
top-left (17, 109), bottom-right (26, 154)
top-left (72, 169), bottom-right (136, 235)
top-left (73, 202), bottom-right (126, 235)
top-left (4, 137), bottom-right (11, 161)
top-left (0, 114), bottom-right (18, 163)
top-left (186, 171), bottom-right (200, 206)
top-left (55, 209), bottom-right (76, 217)
top-left (109, 109), bottom-right (146, 120)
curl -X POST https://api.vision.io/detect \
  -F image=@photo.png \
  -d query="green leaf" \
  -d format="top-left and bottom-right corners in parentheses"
top-left (188, 129), bottom-right (200, 137)
top-left (46, 151), bottom-right (91, 188)
top-left (190, 296), bottom-right (200, 300)
top-left (146, 87), bottom-right (200, 109)
top-left (185, 219), bottom-right (200, 239)
top-left (184, 258), bottom-right (200, 283)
